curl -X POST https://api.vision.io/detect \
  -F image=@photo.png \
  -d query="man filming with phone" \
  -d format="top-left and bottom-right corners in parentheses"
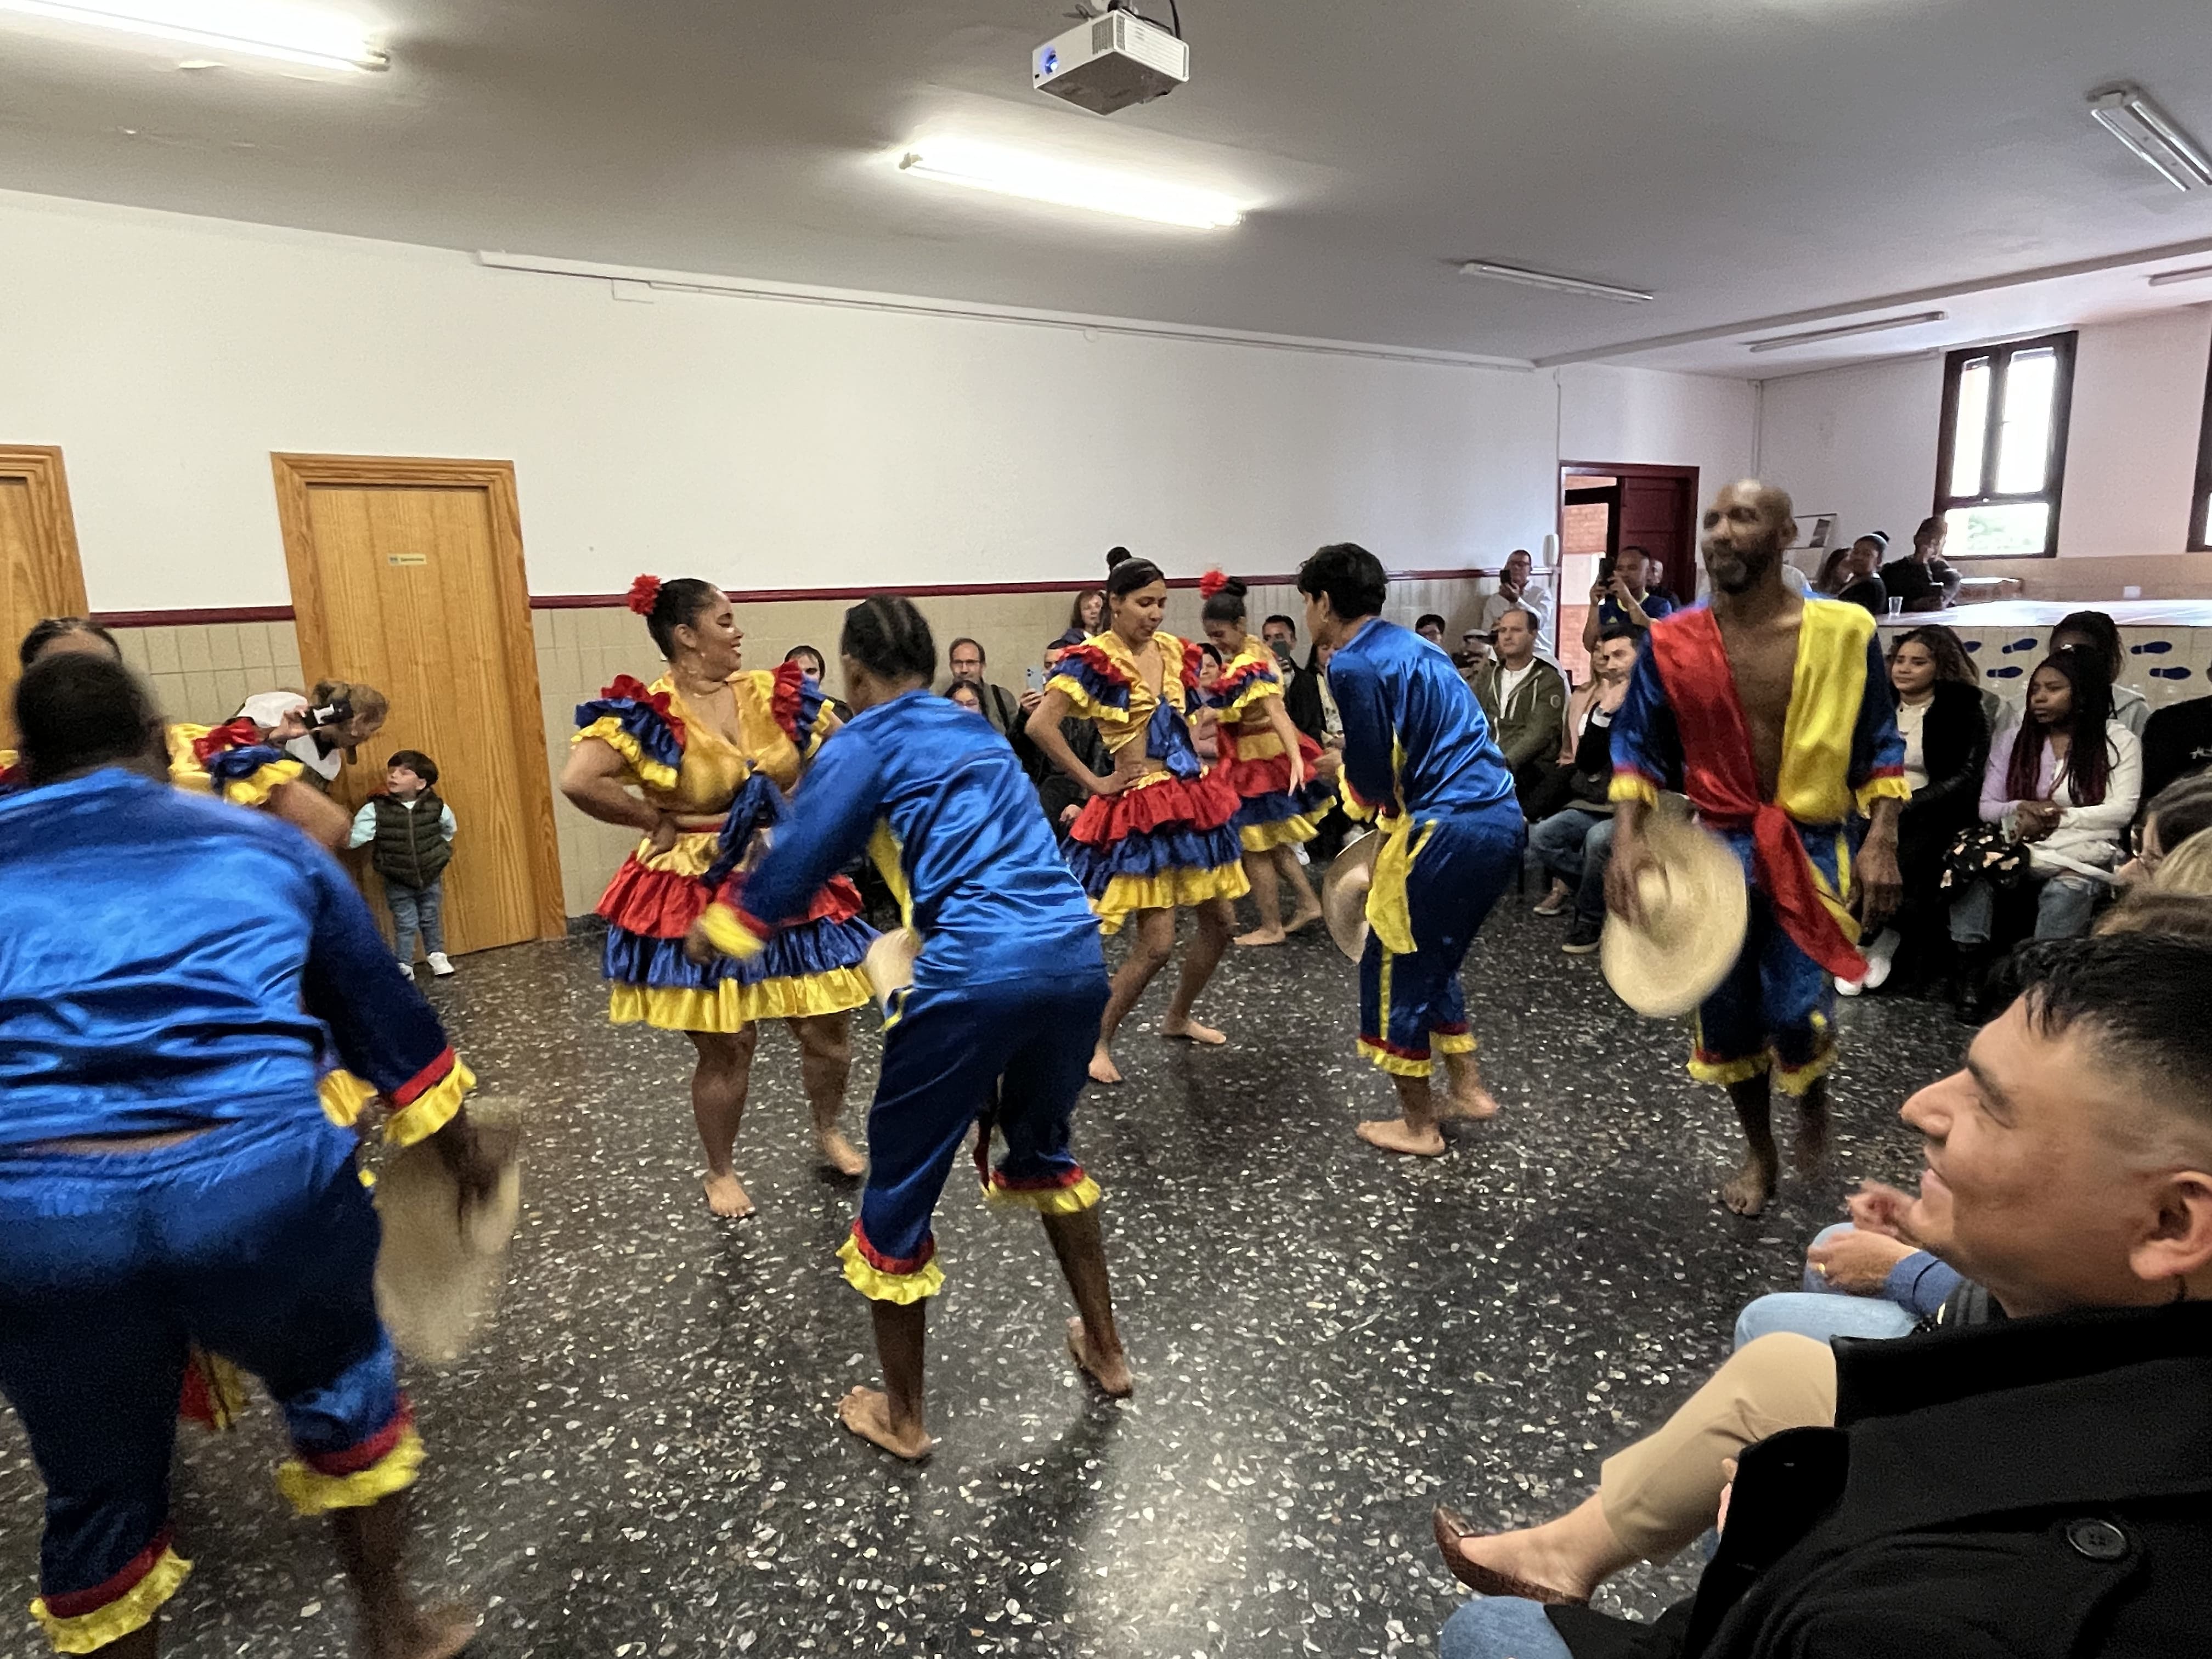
top-left (1579, 545), bottom-right (1675, 659)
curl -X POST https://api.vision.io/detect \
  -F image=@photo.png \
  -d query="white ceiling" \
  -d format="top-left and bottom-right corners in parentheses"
top-left (2, 0), bottom-right (2210, 377)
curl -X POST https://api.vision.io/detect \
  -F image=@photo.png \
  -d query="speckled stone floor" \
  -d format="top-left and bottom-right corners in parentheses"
top-left (0, 891), bottom-right (1968, 1659)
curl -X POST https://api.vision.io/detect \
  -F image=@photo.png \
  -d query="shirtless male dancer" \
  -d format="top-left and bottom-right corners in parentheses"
top-left (1607, 481), bottom-right (1905, 1214)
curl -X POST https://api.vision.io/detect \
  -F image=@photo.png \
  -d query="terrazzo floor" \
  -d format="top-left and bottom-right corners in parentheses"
top-left (0, 892), bottom-right (1970, 1659)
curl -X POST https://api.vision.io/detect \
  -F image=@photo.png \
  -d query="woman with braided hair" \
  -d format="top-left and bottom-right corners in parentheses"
top-left (1025, 552), bottom-right (1250, 1085)
top-left (559, 575), bottom-right (876, 1218)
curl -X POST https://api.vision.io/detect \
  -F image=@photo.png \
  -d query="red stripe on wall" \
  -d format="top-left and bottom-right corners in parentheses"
top-left (93, 605), bottom-right (298, 627)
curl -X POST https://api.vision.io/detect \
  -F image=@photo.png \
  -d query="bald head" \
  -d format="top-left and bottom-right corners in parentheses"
top-left (1701, 478), bottom-right (1797, 597)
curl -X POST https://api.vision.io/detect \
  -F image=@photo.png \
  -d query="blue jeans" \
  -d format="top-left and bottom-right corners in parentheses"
top-left (1441, 1595), bottom-right (1572, 1659)
top-left (1527, 808), bottom-right (1615, 923)
top-left (1948, 869), bottom-right (2099, 946)
top-left (1732, 1223), bottom-right (1918, 1348)
top-left (386, 876), bottom-right (445, 963)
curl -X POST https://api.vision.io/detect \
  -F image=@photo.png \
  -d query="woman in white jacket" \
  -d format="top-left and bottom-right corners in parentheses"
top-left (1950, 647), bottom-right (2141, 953)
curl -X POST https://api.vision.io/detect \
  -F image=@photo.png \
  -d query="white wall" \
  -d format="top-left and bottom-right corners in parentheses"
top-left (1557, 363), bottom-right (1761, 509)
top-left (1757, 307), bottom-right (2212, 558)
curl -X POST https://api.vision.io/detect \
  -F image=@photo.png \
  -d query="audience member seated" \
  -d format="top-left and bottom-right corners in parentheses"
top-left (1025, 641), bottom-right (1111, 840)
top-left (1057, 586), bottom-right (1107, 649)
top-left (1812, 535), bottom-right (1887, 615)
top-left (1470, 607), bottom-right (1568, 820)
top-left (945, 678), bottom-right (986, 716)
top-left (1432, 928), bottom-right (2212, 1659)
top-left (1730, 1183), bottom-right (1958, 1350)
top-left (1481, 548), bottom-right (1550, 646)
top-left (945, 637), bottom-right (1024, 736)
top-left (1578, 544), bottom-right (1674, 659)
top-left (782, 644), bottom-right (853, 720)
top-left (1877, 516), bottom-right (1961, 612)
top-left (1839, 625), bottom-right (1987, 997)
top-left (1528, 628), bottom-right (1637, 955)
top-left (1284, 638), bottom-right (1351, 861)
top-left (1455, 625), bottom-right (1488, 676)
top-left (1415, 612), bottom-right (1449, 648)
top-left (2141, 690), bottom-right (2212, 804)
top-left (1948, 647), bottom-right (2140, 979)
top-left (1262, 612), bottom-right (1302, 672)
top-left (2047, 609), bottom-right (2148, 738)
top-left (2118, 774), bottom-right (2212, 887)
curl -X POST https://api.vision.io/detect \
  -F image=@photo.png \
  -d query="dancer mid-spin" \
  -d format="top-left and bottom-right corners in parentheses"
top-left (1197, 571), bottom-right (1338, 945)
top-left (1297, 544), bottom-right (1525, 1155)
top-left (560, 575), bottom-right (876, 1218)
top-left (689, 595), bottom-right (1130, 1460)
top-left (1025, 551), bottom-right (1250, 1084)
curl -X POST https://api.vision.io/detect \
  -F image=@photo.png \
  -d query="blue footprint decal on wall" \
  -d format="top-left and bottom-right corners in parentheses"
top-left (1987, 665), bottom-right (2024, 680)
top-left (2149, 666), bottom-right (2195, 681)
top-left (2131, 640), bottom-right (2175, 655)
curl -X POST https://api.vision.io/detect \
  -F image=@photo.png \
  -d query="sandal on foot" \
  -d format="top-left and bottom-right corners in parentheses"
top-left (1431, 1506), bottom-right (1590, 1606)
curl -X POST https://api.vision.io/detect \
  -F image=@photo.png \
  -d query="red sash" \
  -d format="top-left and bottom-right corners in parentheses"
top-left (1648, 611), bottom-right (1865, 980)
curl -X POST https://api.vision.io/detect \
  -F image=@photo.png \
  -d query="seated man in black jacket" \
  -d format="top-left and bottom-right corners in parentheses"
top-left (1437, 927), bottom-right (2212, 1659)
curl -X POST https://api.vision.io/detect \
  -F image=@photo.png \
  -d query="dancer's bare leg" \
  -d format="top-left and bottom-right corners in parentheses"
top-left (1444, 1493), bottom-right (1640, 1604)
top-left (1358, 1068), bottom-right (1447, 1156)
top-left (1093, 908), bottom-right (1174, 1084)
top-left (1790, 1075), bottom-right (1831, 1181)
top-left (839, 1300), bottom-right (933, 1461)
top-left (1160, 898), bottom-right (1232, 1046)
top-left (95, 1625), bottom-right (157, 1658)
top-left (789, 1011), bottom-right (863, 1176)
top-left (686, 1026), bottom-right (760, 1217)
top-left (1274, 846), bottom-right (1324, 934)
top-left (1233, 850), bottom-right (1286, 946)
top-left (1722, 1073), bottom-right (1780, 1217)
top-left (1040, 1205), bottom-right (1133, 1397)
top-left (1438, 1046), bottom-right (1500, 1121)
top-left (331, 1493), bottom-right (479, 1659)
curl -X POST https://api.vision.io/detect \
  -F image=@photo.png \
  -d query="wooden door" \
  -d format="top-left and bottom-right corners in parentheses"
top-left (1, 446), bottom-right (89, 742)
top-left (273, 455), bottom-right (564, 955)
top-left (1618, 472), bottom-right (1699, 605)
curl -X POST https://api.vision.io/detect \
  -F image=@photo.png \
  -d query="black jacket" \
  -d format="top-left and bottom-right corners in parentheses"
top-left (1550, 1299), bottom-right (2212, 1659)
top-left (1902, 679), bottom-right (1990, 841)
top-left (1284, 651), bottom-right (1327, 744)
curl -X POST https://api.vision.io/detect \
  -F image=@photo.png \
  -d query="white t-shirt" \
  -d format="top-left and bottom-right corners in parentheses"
top-left (1498, 661), bottom-right (1536, 710)
top-left (1896, 695), bottom-right (1931, 793)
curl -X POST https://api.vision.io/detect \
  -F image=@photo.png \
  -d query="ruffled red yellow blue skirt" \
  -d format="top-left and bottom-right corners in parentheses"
top-left (1064, 771), bottom-right (1250, 933)
top-left (1215, 729), bottom-right (1335, 855)
top-left (596, 830), bottom-right (874, 1030)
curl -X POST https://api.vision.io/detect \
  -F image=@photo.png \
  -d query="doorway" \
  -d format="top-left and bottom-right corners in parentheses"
top-left (1558, 462), bottom-right (1700, 679)
top-left (273, 453), bottom-right (566, 956)
top-left (1, 445), bottom-right (89, 741)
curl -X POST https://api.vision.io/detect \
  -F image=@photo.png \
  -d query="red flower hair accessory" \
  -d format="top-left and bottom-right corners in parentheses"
top-left (624, 573), bottom-right (664, 616)
top-left (1198, 568), bottom-right (1229, 600)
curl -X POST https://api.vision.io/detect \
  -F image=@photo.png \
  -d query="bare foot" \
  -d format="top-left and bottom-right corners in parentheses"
top-left (1438, 1064), bottom-right (1500, 1121)
top-left (1160, 1019), bottom-right (1227, 1046)
top-left (1720, 1152), bottom-right (1779, 1217)
top-left (1282, 906), bottom-right (1324, 935)
top-left (1065, 1316), bottom-right (1135, 1398)
top-left (1792, 1105), bottom-right (1831, 1180)
top-left (1088, 1047), bottom-right (1124, 1086)
top-left (1233, 928), bottom-right (1287, 948)
top-left (837, 1385), bottom-right (933, 1460)
top-left (816, 1130), bottom-right (866, 1178)
top-left (1356, 1116), bottom-right (1447, 1156)
top-left (363, 1602), bottom-right (481, 1659)
top-left (701, 1170), bottom-right (756, 1220)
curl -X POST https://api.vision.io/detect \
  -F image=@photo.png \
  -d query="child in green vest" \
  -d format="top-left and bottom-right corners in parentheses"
top-left (346, 749), bottom-right (458, 975)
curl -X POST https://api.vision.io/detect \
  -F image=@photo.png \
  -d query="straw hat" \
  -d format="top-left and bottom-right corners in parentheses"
top-left (373, 1113), bottom-right (522, 1365)
top-left (1321, 831), bottom-right (1380, 962)
top-left (864, 927), bottom-right (922, 1013)
top-left (1600, 804), bottom-right (1749, 1018)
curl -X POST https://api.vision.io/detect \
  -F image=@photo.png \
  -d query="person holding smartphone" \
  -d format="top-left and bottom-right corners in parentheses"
top-left (1578, 545), bottom-right (1675, 658)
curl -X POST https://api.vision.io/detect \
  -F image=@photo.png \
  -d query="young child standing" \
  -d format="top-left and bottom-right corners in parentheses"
top-left (347, 748), bottom-right (459, 976)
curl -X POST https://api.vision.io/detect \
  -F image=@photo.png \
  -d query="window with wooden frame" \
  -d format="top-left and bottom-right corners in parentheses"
top-left (2191, 335), bottom-right (2212, 552)
top-left (1932, 330), bottom-right (2076, 558)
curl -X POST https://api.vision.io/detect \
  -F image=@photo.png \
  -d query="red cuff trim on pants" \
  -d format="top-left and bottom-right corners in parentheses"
top-left (388, 1048), bottom-right (457, 1108)
top-left (276, 1401), bottom-right (425, 1516)
top-left (301, 1400), bottom-right (414, 1477)
top-left (37, 1533), bottom-right (178, 1621)
top-left (32, 1539), bottom-right (193, 1654)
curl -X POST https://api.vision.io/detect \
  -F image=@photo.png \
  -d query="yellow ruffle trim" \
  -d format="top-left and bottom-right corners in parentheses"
top-left (1092, 862), bottom-right (1251, 934)
top-left (1687, 1049), bottom-right (1771, 1087)
top-left (1609, 773), bottom-right (1661, 807)
top-left (1774, 1040), bottom-right (1838, 1098)
top-left (696, 901), bottom-right (766, 961)
top-left (1240, 816), bottom-right (1318, 853)
top-left (836, 1234), bottom-right (945, 1304)
top-left (383, 1058), bottom-right (476, 1149)
top-left (1046, 670), bottom-right (1123, 726)
top-left (188, 1350), bottom-right (249, 1432)
top-left (573, 716), bottom-right (680, 794)
top-left (1215, 679), bottom-right (1280, 721)
top-left (1432, 1030), bottom-right (1477, 1057)
top-left (318, 1068), bottom-right (377, 1129)
top-left (276, 1426), bottom-right (425, 1517)
top-left (610, 969), bottom-right (872, 1031)
top-left (984, 1175), bottom-right (1102, 1215)
top-left (1854, 773), bottom-right (1914, 815)
top-left (31, 1548), bottom-right (194, 1655)
top-left (1357, 1038), bottom-right (1432, 1079)
top-left (219, 758), bottom-right (307, 809)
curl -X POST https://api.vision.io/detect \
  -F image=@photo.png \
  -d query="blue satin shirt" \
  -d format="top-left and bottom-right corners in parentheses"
top-left (735, 691), bottom-right (1105, 992)
top-left (1326, 619), bottom-right (1517, 817)
top-left (0, 768), bottom-right (453, 1147)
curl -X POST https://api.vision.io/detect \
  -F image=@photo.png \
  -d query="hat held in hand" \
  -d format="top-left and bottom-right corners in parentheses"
top-left (1601, 802), bottom-right (1748, 1018)
top-left (373, 1114), bottom-right (523, 1365)
top-left (1321, 830), bottom-right (1380, 962)
top-left (864, 927), bottom-right (921, 1014)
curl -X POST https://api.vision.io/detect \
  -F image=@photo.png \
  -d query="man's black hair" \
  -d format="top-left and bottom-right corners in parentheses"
top-left (2001, 933), bottom-right (2212, 1130)
top-left (15, 652), bottom-right (163, 784)
top-left (840, 595), bottom-right (937, 684)
top-left (1295, 543), bottom-right (1387, 621)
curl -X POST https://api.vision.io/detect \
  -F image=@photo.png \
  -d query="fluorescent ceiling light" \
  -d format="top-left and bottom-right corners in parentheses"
top-left (1458, 261), bottom-right (1653, 304)
top-left (0, 0), bottom-right (386, 70)
top-left (1746, 311), bottom-right (1948, 354)
top-left (2148, 262), bottom-right (2212, 288)
top-left (898, 140), bottom-right (1242, 230)
top-left (2089, 84), bottom-right (2212, 193)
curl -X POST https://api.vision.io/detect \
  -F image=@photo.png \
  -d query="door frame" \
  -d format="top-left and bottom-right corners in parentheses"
top-left (270, 452), bottom-right (566, 944)
top-left (1559, 461), bottom-right (1701, 605)
top-left (1, 444), bottom-right (90, 615)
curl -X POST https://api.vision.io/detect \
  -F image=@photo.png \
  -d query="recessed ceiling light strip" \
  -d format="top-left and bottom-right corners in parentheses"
top-left (0, 0), bottom-right (386, 71)
top-left (2147, 262), bottom-right (2212, 289)
top-left (1459, 261), bottom-right (1653, 304)
top-left (1745, 312), bottom-right (1948, 353)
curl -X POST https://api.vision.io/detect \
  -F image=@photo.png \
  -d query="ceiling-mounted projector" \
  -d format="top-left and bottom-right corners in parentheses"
top-left (1034, 7), bottom-right (1189, 116)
